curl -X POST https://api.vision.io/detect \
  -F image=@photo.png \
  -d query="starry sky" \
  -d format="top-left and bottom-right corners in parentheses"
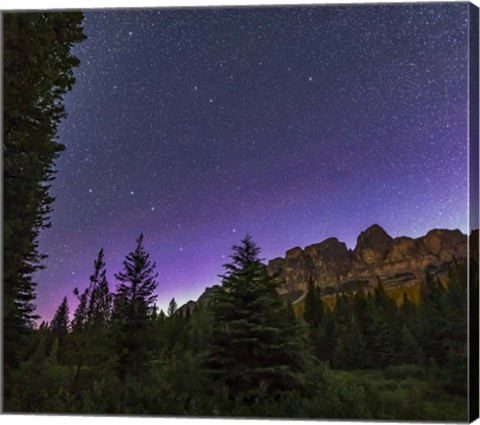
top-left (36, 2), bottom-right (470, 320)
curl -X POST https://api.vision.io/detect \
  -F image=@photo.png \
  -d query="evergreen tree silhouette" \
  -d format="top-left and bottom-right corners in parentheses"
top-left (113, 233), bottom-right (158, 379)
top-left (4, 12), bottom-right (86, 369)
top-left (208, 235), bottom-right (309, 401)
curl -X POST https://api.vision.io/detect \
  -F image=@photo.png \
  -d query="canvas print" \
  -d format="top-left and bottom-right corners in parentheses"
top-left (2, 1), bottom-right (479, 421)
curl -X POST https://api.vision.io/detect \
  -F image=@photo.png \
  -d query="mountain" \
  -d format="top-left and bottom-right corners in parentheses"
top-left (268, 224), bottom-right (467, 300)
top-left (180, 225), bottom-right (469, 312)
top-left (178, 285), bottom-right (219, 314)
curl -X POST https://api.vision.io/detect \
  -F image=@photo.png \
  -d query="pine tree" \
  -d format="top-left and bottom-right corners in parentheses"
top-left (333, 294), bottom-right (351, 328)
top-left (77, 252), bottom-right (110, 330)
top-left (303, 276), bottom-right (323, 328)
top-left (50, 297), bottom-right (70, 336)
top-left (71, 287), bottom-right (89, 332)
top-left (374, 277), bottom-right (397, 319)
top-left (317, 307), bottom-right (337, 363)
top-left (367, 310), bottom-right (396, 367)
top-left (87, 248), bottom-right (112, 328)
top-left (352, 289), bottom-right (373, 334)
top-left (113, 233), bottom-right (159, 379)
top-left (49, 296), bottom-right (70, 364)
top-left (70, 250), bottom-right (114, 394)
top-left (207, 235), bottom-right (309, 401)
top-left (399, 293), bottom-right (417, 333)
top-left (158, 309), bottom-right (166, 323)
top-left (304, 277), bottom-right (329, 362)
top-left (444, 261), bottom-right (468, 351)
top-left (168, 298), bottom-right (178, 317)
top-left (115, 233), bottom-right (158, 321)
top-left (69, 286), bottom-right (92, 393)
top-left (418, 272), bottom-right (449, 363)
top-left (3, 12), bottom-right (86, 369)
top-left (165, 298), bottom-right (186, 351)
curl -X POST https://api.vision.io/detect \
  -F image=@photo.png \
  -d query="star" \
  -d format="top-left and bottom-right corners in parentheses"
top-left (33, 4), bottom-right (469, 323)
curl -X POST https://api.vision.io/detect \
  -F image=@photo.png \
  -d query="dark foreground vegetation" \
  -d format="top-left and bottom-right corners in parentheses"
top-left (3, 11), bottom-right (475, 420)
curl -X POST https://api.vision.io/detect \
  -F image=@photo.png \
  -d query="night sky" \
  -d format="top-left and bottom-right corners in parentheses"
top-left (36, 3), bottom-right (470, 321)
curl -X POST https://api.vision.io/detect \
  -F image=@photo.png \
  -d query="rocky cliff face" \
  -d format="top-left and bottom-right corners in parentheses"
top-left (181, 225), bottom-right (469, 311)
top-left (267, 225), bottom-right (467, 300)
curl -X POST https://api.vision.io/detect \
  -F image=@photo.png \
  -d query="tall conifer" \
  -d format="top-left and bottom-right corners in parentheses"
top-left (208, 235), bottom-right (309, 400)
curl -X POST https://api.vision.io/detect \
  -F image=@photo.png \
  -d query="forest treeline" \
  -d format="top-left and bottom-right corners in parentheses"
top-left (4, 233), bottom-right (475, 420)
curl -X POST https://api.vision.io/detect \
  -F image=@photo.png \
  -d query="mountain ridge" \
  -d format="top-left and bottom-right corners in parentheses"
top-left (180, 224), bottom-right (472, 312)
